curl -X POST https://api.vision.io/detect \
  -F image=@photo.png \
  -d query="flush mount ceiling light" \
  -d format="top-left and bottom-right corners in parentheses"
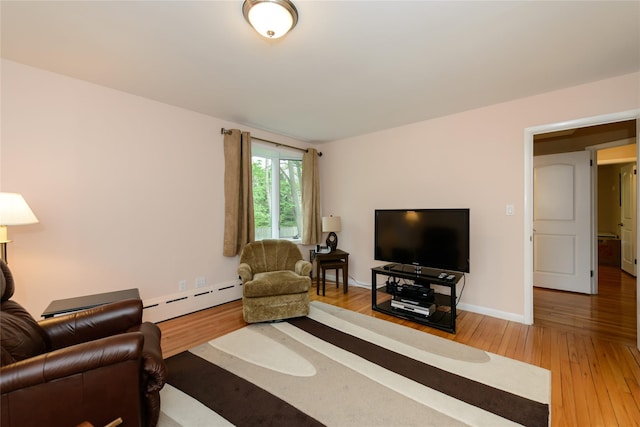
top-left (243, 0), bottom-right (298, 39)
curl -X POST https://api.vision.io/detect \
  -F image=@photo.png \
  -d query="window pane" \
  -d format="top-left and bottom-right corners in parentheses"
top-left (252, 156), bottom-right (273, 240)
top-left (251, 142), bottom-right (303, 241)
top-left (279, 159), bottom-right (302, 239)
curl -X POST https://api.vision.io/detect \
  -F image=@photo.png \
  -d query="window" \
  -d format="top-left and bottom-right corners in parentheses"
top-left (252, 143), bottom-right (303, 241)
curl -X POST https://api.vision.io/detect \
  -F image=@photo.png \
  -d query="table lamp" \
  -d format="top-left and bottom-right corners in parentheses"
top-left (0, 192), bottom-right (39, 262)
top-left (322, 215), bottom-right (341, 252)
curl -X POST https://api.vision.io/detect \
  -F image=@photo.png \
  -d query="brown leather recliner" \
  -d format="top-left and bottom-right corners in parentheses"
top-left (0, 259), bottom-right (167, 427)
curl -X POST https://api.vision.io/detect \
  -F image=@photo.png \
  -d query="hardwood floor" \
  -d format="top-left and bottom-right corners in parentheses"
top-left (534, 265), bottom-right (637, 346)
top-left (158, 266), bottom-right (640, 426)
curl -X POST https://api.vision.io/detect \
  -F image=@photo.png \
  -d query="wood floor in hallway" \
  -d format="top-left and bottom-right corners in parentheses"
top-left (534, 265), bottom-right (637, 346)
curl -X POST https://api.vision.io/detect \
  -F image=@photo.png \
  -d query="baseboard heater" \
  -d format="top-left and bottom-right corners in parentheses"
top-left (142, 280), bottom-right (242, 323)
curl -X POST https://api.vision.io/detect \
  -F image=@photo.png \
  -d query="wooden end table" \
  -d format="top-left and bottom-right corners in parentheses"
top-left (310, 249), bottom-right (349, 295)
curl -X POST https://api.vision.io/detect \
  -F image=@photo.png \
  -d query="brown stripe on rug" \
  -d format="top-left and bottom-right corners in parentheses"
top-left (288, 316), bottom-right (549, 427)
top-left (165, 351), bottom-right (324, 427)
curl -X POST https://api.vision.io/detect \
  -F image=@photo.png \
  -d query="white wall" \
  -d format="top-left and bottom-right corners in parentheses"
top-left (3, 58), bottom-right (638, 323)
top-left (0, 59), bottom-right (310, 318)
top-left (320, 72), bottom-right (640, 321)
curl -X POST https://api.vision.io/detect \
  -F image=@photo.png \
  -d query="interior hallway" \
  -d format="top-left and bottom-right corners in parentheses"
top-left (534, 265), bottom-right (637, 346)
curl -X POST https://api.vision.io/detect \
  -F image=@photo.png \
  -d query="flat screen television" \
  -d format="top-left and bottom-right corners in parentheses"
top-left (374, 209), bottom-right (470, 273)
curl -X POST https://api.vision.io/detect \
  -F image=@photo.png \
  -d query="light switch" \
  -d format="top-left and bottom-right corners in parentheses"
top-left (506, 204), bottom-right (515, 216)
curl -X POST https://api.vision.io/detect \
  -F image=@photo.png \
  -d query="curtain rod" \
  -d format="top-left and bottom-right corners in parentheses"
top-left (221, 128), bottom-right (322, 157)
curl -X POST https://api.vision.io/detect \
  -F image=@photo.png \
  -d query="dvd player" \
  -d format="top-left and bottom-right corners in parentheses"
top-left (386, 282), bottom-right (434, 303)
top-left (390, 299), bottom-right (436, 317)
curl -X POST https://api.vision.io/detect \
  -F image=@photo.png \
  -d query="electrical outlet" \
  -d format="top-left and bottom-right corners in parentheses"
top-left (195, 277), bottom-right (206, 288)
top-left (179, 280), bottom-right (187, 291)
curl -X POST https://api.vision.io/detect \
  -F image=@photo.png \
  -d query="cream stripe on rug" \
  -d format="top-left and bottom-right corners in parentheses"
top-left (304, 302), bottom-right (550, 404)
top-left (159, 301), bottom-right (550, 426)
top-left (158, 384), bottom-right (234, 427)
top-left (191, 324), bottom-right (469, 426)
top-left (268, 321), bottom-right (521, 426)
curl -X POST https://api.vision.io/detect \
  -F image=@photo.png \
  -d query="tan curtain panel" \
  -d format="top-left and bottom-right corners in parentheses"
top-left (223, 129), bottom-right (255, 257)
top-left (301, 148), bottom-right (321, 244)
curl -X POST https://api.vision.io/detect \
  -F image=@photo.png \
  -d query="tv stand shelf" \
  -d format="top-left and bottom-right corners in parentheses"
top-left (371, 265), bottom-right (462, 333)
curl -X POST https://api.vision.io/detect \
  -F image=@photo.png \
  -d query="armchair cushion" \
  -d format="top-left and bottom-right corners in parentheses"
top-left (0, 300), bottom-right (48, 366)
top-left (244, 271), bottom-right (310, 297)
top-left (0, 292), bottom-right (49, 366)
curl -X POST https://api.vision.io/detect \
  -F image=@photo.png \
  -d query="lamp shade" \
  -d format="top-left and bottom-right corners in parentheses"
top-left (322, 216), bottom-right (342, 233)
top-left (243, 0), bottom-right (298, 39)
top-left (0, 193), bottom-right (39, 226)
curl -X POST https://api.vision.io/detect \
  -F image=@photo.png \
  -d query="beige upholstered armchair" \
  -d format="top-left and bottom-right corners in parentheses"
top-left (238, 239), bottom-right (312, 323)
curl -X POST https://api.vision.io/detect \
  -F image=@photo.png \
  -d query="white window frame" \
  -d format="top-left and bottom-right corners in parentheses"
top-left (252, 142), bottom-right (303, 241)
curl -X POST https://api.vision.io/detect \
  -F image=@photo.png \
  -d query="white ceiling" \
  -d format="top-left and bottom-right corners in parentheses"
top-left (2, 1), bottom-right (639, 143)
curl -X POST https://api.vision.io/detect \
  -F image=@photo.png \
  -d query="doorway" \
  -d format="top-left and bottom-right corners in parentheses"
top-left (598, 155), bottom-right (638, 277)
top-left (523, 110), bottom-right (640, 348)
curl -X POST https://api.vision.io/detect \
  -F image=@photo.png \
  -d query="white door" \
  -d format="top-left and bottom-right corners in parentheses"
top-left (533, 151), bottom-right (593, 293)
top-left (620, 163), bottom-right (637, 276)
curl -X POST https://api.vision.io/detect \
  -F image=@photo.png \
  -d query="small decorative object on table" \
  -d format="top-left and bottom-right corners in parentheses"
top-left (322, 215), bottom-right (341, 251)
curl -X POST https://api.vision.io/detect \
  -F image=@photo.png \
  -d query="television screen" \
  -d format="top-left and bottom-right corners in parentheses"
top-left (374, 209), bottom-right (470, 273)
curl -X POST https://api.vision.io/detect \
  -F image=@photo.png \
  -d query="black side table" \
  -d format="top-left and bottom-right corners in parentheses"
top-left (310, 249), bottom-right (349, 295)
top-left (42, 288), bottom-right (140, 318)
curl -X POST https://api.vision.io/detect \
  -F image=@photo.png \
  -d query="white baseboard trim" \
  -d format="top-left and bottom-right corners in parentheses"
top-left (456, 302), bottom-right (526, 324)
top-left (319, 273), bottom-right (370, 289)
top-left (142, 279), bottom-right (242, 323)
top-left (145, 275), bottom-right (526, 326)
top-left (334, 277), bottom-right (526, 325)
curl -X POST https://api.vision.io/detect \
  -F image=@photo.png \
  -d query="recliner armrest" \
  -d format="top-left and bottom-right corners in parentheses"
top-left (39, 299), bottom-right (143, 350)
top-left (0, 332), bottom-right (143, 394)
top-left (295, 260), bottom-right (312, 277)
top-left (238, 262), bottom-right (253, 284)
top-left (128, 322), bottom-right (167, 394)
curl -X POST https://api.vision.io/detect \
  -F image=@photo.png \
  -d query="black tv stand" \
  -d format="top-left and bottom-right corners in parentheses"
top-left (371, 264), bottom-right (463, 333)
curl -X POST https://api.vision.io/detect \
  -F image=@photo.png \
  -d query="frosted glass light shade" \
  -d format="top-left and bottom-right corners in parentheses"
top-left (243, 0), bottom-right (298, 39)
top-left (0, 193), bottom-right (39, 226)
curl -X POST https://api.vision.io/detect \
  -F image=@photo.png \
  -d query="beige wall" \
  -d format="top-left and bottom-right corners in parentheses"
top-left (598, 164), bottom-right (623, 236)
top-left (2, 58), bottom-right (639, 322)
top-left (319, 72), bottom-right (639, 321)
top-left (0, 60), bottom-right (310, 317)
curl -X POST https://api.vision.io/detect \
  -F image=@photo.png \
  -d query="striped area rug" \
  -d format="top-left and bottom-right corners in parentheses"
top-left (158, 301), bottom-right (550, 426)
